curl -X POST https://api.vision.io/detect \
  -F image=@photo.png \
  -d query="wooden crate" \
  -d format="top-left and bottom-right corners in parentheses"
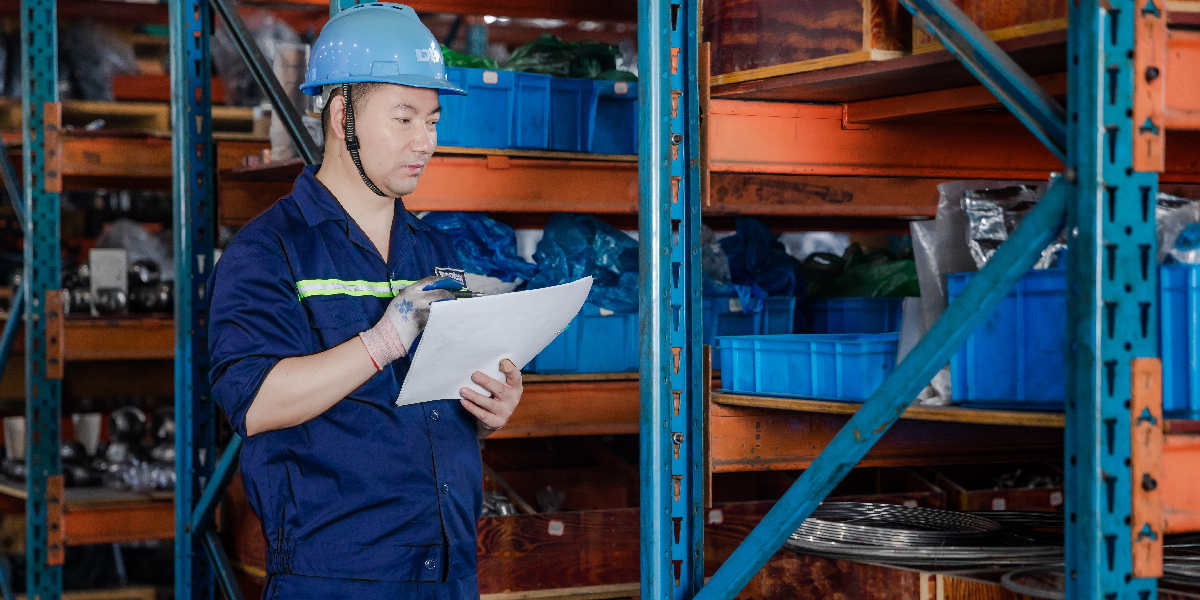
top-left (912, 0), bottom-right (1067, 54)
top-left (705, 0), bottom-right (911, 87)
top-left (923, 462), bottom-right (1064, 512)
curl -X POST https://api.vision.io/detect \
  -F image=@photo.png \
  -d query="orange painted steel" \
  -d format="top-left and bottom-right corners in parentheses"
top-left (63, 500), bottom-right (175, 546)
top-left (407, 156), bottom-right (637, 214)
top-left (1167, 29), bottom-right (1200, 130)
top-left (709, 99), bottom-right (1061, 179)
top-left (709, 99), bottom-right (1200, 182)
top-left (1130, 358), bottom-right (1164, 576)
top-left (1135, 5), bottom-right (1168, 172)
top-left (1163, 431), bottom-right (1200, 534)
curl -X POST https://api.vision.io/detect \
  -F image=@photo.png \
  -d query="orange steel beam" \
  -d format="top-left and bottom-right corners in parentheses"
top-left (844, 73), bottom-right (1067, 124)
top-left (709, 99), bottom-right (1200, 182)
top-left (709, 100), bottom-right (1061, 179)
top-left (64, 500), bottom-right (174, 546)
top-left (1163, 431), bottom-right (1200, 534)
top-left (407, 156), bottom-right (637, 214)
top-left (1167, 29), bottom-right (1200, 130)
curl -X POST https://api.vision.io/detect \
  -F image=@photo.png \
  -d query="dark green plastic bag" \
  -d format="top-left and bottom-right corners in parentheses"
top-left (503, 34), bottom-right (624, 79)
top-left (803, 244), bottom-right (919, 298)
top-left (441, 45), bottom-right (499, 69)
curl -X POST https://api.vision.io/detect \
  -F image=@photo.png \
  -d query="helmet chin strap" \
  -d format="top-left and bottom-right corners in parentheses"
top-left (341, 83), bottom-right (387, 197)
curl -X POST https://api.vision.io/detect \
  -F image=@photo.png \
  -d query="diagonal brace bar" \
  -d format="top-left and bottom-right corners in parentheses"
top-left (191, 435), bottom-right (243, 535)
top-left (696, 176), bottom-right (1070, 600)
top-left (898, 0), bottom-right (1067, 160)
top-left (209, 0), bottom-right (319, 165)
top-left (0, 154), bottom-right (24, 230)
top-left (202, 529), bottom-right (246, 600)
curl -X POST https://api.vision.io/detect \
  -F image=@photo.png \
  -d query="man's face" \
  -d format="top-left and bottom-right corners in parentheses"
top-left (354, 84), bottom-right (440, 197)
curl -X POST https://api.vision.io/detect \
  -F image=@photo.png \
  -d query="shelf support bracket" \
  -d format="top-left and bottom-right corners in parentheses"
top-left (696, 176), bottom-right (1069, 600)
top-left (897, 0), bottom-right (1068, 160)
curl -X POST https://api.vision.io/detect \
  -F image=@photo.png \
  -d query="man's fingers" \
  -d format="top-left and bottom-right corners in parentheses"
top-left (459, 398), bottom-right (501, 428)
top-left (460, 386), bottom-right (501, 411)
top-left (471, 371), bottom-right (509, 397)
top-left (409, 275), bottom-right (442, 289)
top-left (500, 359), bottom-right (522, 386)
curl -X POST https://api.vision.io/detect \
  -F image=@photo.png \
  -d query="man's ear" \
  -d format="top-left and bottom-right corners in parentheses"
top-left (327, 93), bottom-right (347, 142)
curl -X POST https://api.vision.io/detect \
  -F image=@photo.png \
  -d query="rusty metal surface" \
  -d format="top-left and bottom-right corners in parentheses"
top-left (1131, 358), bottom-right (1165, 577)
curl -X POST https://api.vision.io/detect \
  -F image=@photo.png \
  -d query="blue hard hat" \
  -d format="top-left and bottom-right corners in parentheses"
top-left (300, 2), bottom-right (465, 96)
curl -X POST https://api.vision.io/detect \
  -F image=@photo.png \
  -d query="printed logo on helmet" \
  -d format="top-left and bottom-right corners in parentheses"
top-left (414, 40), bottom-right (443, 64)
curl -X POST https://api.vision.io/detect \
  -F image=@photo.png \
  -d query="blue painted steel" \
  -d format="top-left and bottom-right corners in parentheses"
top-left (695, 177), bottom-right (1069, 599)
top-left (171, 1), bottom-right (217, 599)
top-left (0, 555), bottom-right (12, 600)
top-left (1064, 1), bottom-right (1158, 597)
top-left (190, 436), bottom-right (244, 534)
top-left (1, 154), bottom-right (24, 229)
top-left (210, 0), bottom-right (320, 165)
top-left (331, 0), bottom-right (365, 16)
top-left (20, 0), bottom-right (62, 596)
top-left (0, 280), bottom-right (26, 386)
top-left (639, 0), bottom-right (704, 596)
top-left (203, 530), bottom-right (247, 600)
top-left (898, 0), bottom-right (1067, 160)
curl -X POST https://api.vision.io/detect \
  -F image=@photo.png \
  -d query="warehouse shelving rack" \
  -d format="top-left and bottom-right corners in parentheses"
top-left (638, 0), bottom-right (1200, 599)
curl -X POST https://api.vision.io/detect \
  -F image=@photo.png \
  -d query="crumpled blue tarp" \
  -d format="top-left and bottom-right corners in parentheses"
top-left (707, 217), bottom-right (800, 312)
top-left (526, 214), bottom-right (639, 313)
top-left (420, 212), bottom-right (536, 282)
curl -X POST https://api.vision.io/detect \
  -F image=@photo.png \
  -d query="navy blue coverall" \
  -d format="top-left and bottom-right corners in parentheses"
top-left (208, 166), bottom-right (482, 599)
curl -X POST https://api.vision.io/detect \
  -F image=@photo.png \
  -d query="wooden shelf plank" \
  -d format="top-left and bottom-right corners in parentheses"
top-left (713, 392), bottom-right (1066, 428)
top-left (7, 317), bottom-right (175, 361)
top-left (707, 400), bottom-right (1062, 473)
top-left (0, 480), bottom-right (173, 546)
top-left (7, 133), bottom-right (266, 190)
top-left (494, 379), bottom-right (638, 439)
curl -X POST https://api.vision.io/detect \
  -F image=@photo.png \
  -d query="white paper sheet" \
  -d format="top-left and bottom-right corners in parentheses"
top-left (395, 277), bottom-right (593, 406)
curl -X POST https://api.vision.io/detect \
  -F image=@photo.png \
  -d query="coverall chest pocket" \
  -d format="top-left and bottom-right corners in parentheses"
top-left (305, 297), bottom-right (372, 348)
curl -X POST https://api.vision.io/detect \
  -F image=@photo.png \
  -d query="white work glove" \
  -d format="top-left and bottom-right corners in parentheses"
top-left (358, 276), bottom-right (454, 369)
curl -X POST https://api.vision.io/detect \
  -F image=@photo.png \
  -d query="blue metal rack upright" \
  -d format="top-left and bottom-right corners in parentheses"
top-left (638, 0), bottom-right (1172, 599)
top-left (638, 0), bottom-right (703, 598)
top-left (20, 0), bottom-right (63, 598)
top-left (171, 1), bottom-right (218, 600)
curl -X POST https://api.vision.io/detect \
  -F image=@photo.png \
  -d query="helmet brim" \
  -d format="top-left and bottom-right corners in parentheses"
top-left (300, 74), bottom-right (466, 97)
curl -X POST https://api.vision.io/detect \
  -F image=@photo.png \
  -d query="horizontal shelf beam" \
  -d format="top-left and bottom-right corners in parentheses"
top-left (493, 379), bottom-right (638, 438)
top-left (243, 0), bottom-right (636, 21)
top-left (706, 401), bottom-right (1062, 473)
top-left (1167, 29), bottom-right (1200, 130)
top-left (1164, 431), bottom-right (1200, 534)
top-left (7, 134), bottom-right (266, 189)
top-left (708, 99), bottom-right (1200, 181)
top-left (712, 393), bottom-right (1066, 428)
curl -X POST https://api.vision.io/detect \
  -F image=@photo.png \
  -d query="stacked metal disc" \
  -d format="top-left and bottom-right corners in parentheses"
top-left (785, 502), bottom-right (1064, 567)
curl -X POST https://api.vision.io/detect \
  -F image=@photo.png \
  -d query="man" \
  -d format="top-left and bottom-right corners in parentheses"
top-left (207, 4), bottom-right (520, 598)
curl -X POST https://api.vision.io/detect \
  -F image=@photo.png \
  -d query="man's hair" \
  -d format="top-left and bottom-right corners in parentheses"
top-left (321, 82), bottom-right (387, 143)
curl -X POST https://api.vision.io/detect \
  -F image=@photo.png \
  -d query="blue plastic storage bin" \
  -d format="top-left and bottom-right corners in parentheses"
top-left (439, 67), bottom-right (515, 149)
top-left (805, 297), bottom-right (903, 334)
top-left (1161, 264), bottom-right (1200, 419)
top-left (511, 72), bottom-right (551, 149)
top-left (526, 311), bottom-right (638, 373)
top-left (549, 77), bottom-right (593, 152)
top-left (703, 296), bottom-right (796, 346)
top-left (947, 270), bottom-right (1067, 409)
top-left (587, 80), bottom-right (637, 155)
top-left (718, 333), bottom-right (899, 401)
